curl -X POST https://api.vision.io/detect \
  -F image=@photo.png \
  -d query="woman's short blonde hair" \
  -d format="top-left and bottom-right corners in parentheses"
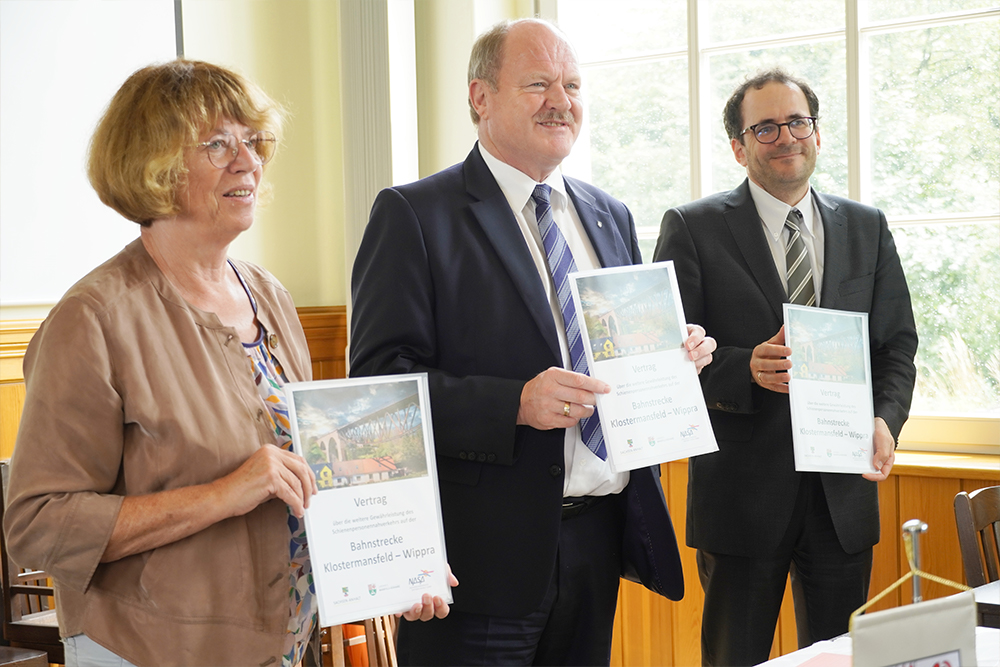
top-left (87, 59), bottom-right (286, 225)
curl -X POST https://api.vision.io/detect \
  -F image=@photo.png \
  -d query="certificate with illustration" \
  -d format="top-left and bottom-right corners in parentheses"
top-left (784, 304), bottom-right (877, 474)
top-left (284, 373), bottom-right (452, 626)
top-left (569, 262), bottom-right (718, 472)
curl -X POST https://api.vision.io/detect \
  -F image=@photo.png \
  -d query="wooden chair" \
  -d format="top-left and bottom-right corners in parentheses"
top-left (361, 616), bottom-right (397, 667)
top-left (954, 486), bottom-right (1000, 587)
top-left (0, 461), bottom-right (63, 664)
top-left (322, 616), bottom-right (398, 667)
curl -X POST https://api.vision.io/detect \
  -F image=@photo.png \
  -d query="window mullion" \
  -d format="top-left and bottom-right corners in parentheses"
top-left (689, 0), bottom-right (703, 201)
top-left (847, 0), bottom-right (864, 203)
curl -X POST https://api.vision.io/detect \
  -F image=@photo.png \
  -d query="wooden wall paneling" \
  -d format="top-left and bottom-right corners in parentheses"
top-left (896, 475), bottom-right (963, 604)
top-left (0, 382), bottom-right (26, 461)
top-left (610, 587), bottom-right (625, 667)
top-left (770, 579), bottom-right (797, 658)
top-left (961, 479), bottom-right (1000, 494)
top-left (893, 452), bottom-right (1000, 481)
top-left (297, 306), bottom-right (348, 380)
top-left (611, 463), bottom-right (680, 666)
top-left (667, 459), bottom-right (701, 667)
top-left (622, 466), bottom-right (675, 667)
top-left (0, 320), bottom-right (39, 385)
top-left (312, 359), bottom-right (346, 382)
top-left (619, 579), bottom-right (674, 666)
top-left (868, 474), bottom-right (901, 612)
top-left (0, 319), bottom-right (38, 461)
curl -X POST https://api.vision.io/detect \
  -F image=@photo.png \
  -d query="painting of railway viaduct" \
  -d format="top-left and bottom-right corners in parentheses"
top-left (787, 307), bottom-right (867, 384)
top-left (576, 266), bottom-right (684, 361)
top-left (289, 378), bottom-right (429, 491)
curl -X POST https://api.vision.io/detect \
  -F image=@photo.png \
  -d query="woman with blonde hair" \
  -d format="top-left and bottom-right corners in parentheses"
top-left (3, 60), bottom-right (449, 667)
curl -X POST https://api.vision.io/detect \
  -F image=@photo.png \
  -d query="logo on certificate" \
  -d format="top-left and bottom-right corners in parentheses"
top-left (409, 569), bottom-right (434, 588)
top-left (342, 587), bottom-right (349, 597)
top-left (368, 584), bottom-right (377, 596)
top-left (679, 423), bottom-right (700, 439)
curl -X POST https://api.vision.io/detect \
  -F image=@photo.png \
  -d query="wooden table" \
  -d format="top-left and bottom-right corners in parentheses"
top-left (977, 581), bottom-right (1000, 629)
top-left (0, 646), bottom-right (47, 667)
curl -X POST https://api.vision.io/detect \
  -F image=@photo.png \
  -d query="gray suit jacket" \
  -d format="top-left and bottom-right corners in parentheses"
top-left (653, 179), bottom-right (917, 556)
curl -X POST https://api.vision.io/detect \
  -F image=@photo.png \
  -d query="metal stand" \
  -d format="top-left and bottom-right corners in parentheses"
top-left (902, 519), bottom-right (929, 602)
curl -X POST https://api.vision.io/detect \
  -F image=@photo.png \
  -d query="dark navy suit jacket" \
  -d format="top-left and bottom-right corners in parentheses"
top-left (350, 145), bottom-right (682, 617)
top-left (654, 179), bottom-right (917, 557)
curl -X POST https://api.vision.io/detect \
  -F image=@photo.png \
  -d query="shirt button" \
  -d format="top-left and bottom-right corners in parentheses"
top-left (549, 465), bottom-right (562, 477)
top-left (268, 333), bottom-right (279, 349)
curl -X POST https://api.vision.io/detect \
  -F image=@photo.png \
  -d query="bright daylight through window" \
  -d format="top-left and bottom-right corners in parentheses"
top-left (554, 0), bottom-right (1000, 439)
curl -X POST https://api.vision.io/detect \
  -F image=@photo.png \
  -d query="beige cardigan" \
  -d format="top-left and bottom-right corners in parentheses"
top-left (4, 239), bottom-right (312, 667)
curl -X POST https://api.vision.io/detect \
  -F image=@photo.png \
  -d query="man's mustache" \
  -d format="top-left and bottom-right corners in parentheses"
top-left (535, 111), bottom-right (575, 126)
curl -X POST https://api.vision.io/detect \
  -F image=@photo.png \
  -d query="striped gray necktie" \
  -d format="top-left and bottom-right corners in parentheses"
top-left (784, 208), bottom-right (816, 307)
top-left (532, 184), bottom-right (606, 460)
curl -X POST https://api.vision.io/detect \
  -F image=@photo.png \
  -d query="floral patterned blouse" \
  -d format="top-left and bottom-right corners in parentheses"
top-left (237, 264), bottom-right (317, 667)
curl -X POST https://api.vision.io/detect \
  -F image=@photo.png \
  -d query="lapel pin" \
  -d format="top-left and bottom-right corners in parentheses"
top-left (597, 220), bottom-right (604, 228)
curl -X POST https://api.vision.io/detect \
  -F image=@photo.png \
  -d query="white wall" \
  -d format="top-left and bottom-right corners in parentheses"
top-left (0, 0), bottom-right (176, 318)
top-left (0, 0), bottom-right (539, 318)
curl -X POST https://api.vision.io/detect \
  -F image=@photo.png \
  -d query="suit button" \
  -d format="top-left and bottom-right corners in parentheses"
top-left (459, 452), bottom-right (467, 460)
top-left (716, 402), bottom-right (724, 409)
top-left (268, 333), bottom-right (279, 349)
top-left (477, 453), bottom-right (486, 462)
top-left (549, 465), bottom-right (562, 477)
top-left (487, 453), bottom-right (496, 463)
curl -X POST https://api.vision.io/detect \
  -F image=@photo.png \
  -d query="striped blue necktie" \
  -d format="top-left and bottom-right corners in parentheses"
top-left (532, 184), bottom-right (606, 460)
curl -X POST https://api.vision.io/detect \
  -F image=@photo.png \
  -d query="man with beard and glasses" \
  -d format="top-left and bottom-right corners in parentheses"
top-left (350, 17), bottom-right (716, 667)
top-left (653, 68), bottom-right (917, 666)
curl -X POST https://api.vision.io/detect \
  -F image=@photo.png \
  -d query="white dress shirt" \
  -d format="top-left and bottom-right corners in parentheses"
top-left (480, 145), bottom-right (628, 497)
top-left (748, 180), bottom-right (825, 305)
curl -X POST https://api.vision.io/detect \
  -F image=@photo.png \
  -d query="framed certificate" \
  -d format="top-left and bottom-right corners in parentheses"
top-left (284, 373), bottom-right (452, 626)
top-left (784, 304), bottom-right (877, 474)
top-left (569, 261), bottom-right (718, 472)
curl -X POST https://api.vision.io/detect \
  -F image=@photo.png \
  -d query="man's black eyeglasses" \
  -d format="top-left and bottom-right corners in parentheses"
top-left (741, 117), bottom-right (817, 144)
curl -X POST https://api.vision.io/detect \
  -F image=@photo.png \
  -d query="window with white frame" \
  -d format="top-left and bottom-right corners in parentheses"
top-left (551, 0), bottom-right (1000, 436)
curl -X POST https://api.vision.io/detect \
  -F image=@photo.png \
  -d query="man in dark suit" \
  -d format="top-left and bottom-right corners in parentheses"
top-left (653, 68), bottom-right (917, 666)
top-left (350, 18), bottom-right (716, 666)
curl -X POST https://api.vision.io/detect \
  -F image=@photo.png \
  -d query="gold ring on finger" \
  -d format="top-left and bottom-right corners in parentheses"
top-left (563, 402), bottom-right (571, 417)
